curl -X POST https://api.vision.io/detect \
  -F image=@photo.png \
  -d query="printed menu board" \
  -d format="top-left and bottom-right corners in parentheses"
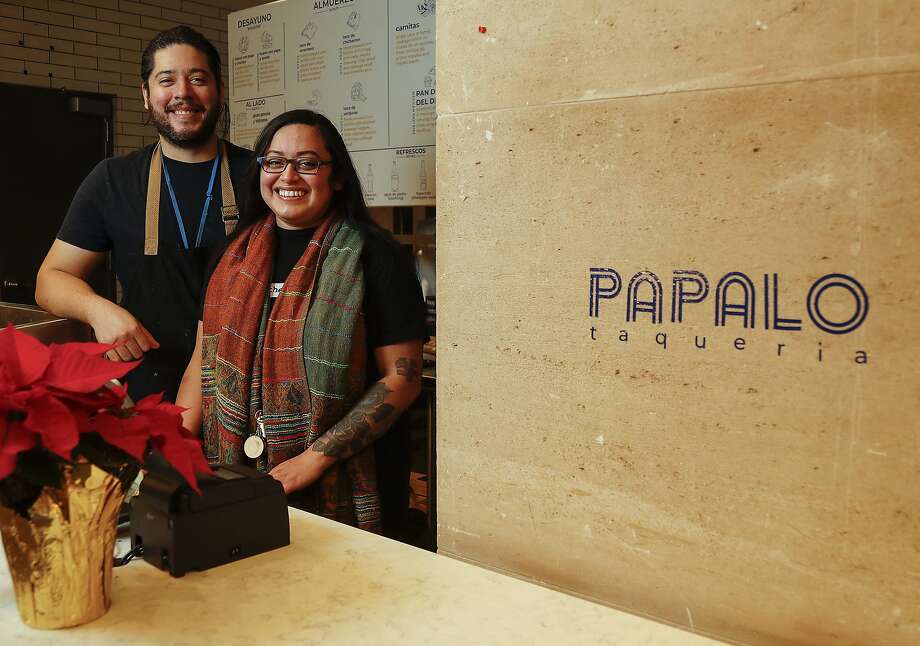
top-left (228, 0), bottom-right (436, 207)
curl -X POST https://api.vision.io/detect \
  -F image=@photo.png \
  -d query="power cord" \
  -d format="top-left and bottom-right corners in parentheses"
top-left (114, 544), bottom-right (144, 567)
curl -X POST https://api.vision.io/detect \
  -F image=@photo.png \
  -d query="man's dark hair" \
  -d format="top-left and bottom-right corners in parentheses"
top-left (140, 25), bottom-right (228, 139)
top-left (140, 26), bottom-right (222, 87)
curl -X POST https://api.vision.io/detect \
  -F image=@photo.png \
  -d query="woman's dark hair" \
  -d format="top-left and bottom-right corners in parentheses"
top-left (140, 26), bottom-right (229, 137)
top-left (233, 109), bottom-right (385, 241)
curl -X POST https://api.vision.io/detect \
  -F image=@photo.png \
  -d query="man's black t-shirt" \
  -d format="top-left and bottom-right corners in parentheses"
top-left (57, 141), bottom-right (253, 402)
top-left (163, 155), bottom-right (232, 251)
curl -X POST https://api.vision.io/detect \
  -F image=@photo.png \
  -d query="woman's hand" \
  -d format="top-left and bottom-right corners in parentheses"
top-left (268, 449), bottom-right (336, 494)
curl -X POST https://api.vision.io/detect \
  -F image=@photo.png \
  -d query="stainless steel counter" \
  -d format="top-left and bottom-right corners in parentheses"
top-left (1, 302), bottom-right (91, 344)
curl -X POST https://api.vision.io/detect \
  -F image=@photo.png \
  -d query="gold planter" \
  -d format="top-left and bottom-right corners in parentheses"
top-left (0, 462), bottom-right (125, 629)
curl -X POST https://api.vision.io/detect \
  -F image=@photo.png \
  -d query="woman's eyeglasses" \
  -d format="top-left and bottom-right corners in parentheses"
top-left (257, 156), bottom-right (333, 175)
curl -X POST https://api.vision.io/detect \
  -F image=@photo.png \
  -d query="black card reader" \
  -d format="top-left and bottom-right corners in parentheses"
top-left (129, 463), bottom-right (290, 577)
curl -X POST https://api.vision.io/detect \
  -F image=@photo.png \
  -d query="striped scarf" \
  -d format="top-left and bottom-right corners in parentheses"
top-left (201, 214), bottom-right (380, 532)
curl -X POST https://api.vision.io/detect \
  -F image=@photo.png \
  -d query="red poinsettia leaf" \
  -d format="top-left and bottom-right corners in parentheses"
top-left (94, 413), bottom-right (150, 461)
top-left (130, 397), bottom-right (209, 491)
top-left (156, 428), bottom-right (209, 494)
top-left (152, 404), bottom-right (186, 421)
top-left (74, 411), bottom-right (94, 434)
top-left (136, 396), bottom-right (186, 434)
top-left (54, 382), bottom-right (127, 414)
top-left (22, 393), bottom-right (79, 460)
top-left (43, 344), bottom-right (139, 394)
top-left (0, 454), bottom-right (15, 480)
top-left (0, 364), bottom-right (15, 395)
top-left (135, 392), bottom-right (165, 409)
top-left (184, 435), bottom-right (211, 473)
top-left (52, 341), bottom-right (114, 357)
top-left (8, 385), bottom-right (40, 403)
top-left (0, 419), bottom-right (38, 478)
top-left (0, 324), bottom-right (51, 388)
top-left (105, 381), bottom-right (129, 401)
top-left (1, 420), bottom-right (38, 456)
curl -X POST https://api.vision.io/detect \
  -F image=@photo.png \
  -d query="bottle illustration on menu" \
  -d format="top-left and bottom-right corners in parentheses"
top-left (350, 82), bottom-right (367, 103)
top-left (390, 161), bottom-right (399, 192)
top-left (366, 163), bottom-right (374, 194)
top-left (301, 22), bottom-right (317, 40)
top-left (419, 159), bottom-right (427, 192)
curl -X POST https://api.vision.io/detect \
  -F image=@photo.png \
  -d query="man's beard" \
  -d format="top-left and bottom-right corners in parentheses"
top-left (147, 100), bottom-right (222, 148)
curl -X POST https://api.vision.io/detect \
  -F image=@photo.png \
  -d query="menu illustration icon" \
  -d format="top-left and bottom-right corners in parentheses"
top-left (365, 163), bottom-right (374, 194)
top-left (417, 1), bottom-right (435, 17)
top-left (346, 11), bottom-right (360, 31)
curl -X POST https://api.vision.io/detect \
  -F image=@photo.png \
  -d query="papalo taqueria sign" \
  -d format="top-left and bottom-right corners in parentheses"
top-left (589, 267), bottom-right (870, 365)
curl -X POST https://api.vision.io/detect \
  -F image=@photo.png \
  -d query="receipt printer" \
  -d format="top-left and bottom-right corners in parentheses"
top-left (130, 463), bottom-right (290, 577)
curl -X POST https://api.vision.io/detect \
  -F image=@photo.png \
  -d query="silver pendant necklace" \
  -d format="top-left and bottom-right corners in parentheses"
top-left (244, 410), bottom-right (266, 459)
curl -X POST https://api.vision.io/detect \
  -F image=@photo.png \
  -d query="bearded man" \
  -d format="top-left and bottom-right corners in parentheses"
top-left (36, 26), bottom-right (253, 403)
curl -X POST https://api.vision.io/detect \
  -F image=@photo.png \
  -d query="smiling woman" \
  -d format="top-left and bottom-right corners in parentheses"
top-left (258, 124), bottom-right (342, 230)
top-left (175, 110), bottom-right (427, 536)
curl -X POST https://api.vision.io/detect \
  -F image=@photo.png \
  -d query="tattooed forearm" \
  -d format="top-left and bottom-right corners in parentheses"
top-left (395, 357), bottom-right (420, 382)
top-left (310, 383), bottom-right (395, 459)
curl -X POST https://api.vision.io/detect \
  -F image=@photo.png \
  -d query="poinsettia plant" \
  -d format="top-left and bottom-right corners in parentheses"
top-left (0, 324), bottom-right (210, 517)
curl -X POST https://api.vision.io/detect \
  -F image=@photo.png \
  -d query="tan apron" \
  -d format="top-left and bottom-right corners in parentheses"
top-left (121, 140), bottom-right (241, 403)
top-left (143, 141), bottom-right (239, 255)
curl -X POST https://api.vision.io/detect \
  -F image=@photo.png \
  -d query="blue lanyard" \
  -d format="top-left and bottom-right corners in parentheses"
top-left (161, 152), bottom-right (220, 250)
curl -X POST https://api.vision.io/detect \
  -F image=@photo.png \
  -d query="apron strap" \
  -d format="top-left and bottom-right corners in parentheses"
top-left (144, 140), bottom-right (238, 256)
top-left (219, 141), bottom-right (239, 236)
top-left (144, 145), bottom-right (162, 256)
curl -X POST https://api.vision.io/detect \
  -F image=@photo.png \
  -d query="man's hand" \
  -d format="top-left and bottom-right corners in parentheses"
top-left (87, 299), bottom-right (159, 361)
top-left (268, 450), bottom-right (335, 494)
top-left (36, 240), bottom-right (159, 362)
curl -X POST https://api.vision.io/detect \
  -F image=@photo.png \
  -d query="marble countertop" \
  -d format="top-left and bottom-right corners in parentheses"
top-left (1, 509), bottom-right (723, 645)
